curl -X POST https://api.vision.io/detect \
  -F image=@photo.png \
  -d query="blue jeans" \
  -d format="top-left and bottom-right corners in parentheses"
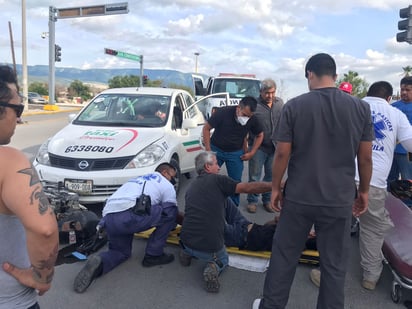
top-left (181, 243), bottom-right (228, 274)
top-left (211, 144), bottom-right (244, 206)
top-left (224, 198), bottom-right (251, 248)
top-left (98, 205), bottom-right (177, 274)
top-left (247, 149), bottom-right (273, 204)
top-left (387, 153), bottom-right (412, 187)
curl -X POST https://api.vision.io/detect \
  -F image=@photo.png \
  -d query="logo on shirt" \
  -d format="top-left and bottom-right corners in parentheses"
top-left (371, 111), bottom-right (393, 151)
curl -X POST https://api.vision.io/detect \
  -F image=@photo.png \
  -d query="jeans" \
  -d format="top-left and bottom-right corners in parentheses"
top-left (211, 144), bottom-right (244, 206)
top-left (98, 205), bottom-right (177, 274)
top-left (224, 198), bottom-right (251, 248)
top-left (181, 243), bottom-right (228, 274)
top-left (247, 149), bottom-right (273, 204)
top-left (387, 153), bottom-right (412, 186)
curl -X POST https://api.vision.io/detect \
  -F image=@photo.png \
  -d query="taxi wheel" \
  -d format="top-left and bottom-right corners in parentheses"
top-left (169, 158), bottom-right (181, 194)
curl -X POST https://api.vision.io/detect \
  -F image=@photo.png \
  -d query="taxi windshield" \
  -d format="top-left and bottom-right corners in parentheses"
top-left (73, 94), bottom-right (171, 127)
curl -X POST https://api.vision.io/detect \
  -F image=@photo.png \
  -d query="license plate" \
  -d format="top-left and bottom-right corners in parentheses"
top-left (64, 179), bottom-right (93, 194)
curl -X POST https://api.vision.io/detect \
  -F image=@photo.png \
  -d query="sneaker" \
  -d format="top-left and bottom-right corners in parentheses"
top-left (142, 253), bottom-right (174, 267)
top-left (203, 262), bottom-right (220, 293)
top-left (310, 268), bottom-right (321, 288)
top-left (252, 298), bottom-right (261, 309)
top-left (73, 255), bottom-right (103, 293)
top-left (263, 203), bottom-right (275, 213)
top-left (362, 279), bottom-right (376, 290)
top-left (179, 249), bottom-right (192, 267)
top-left (247, 204), bottom-right (257, 213)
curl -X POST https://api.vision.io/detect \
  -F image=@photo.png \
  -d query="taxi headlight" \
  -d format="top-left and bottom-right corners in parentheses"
top-left (125, 144), bottom-right (165, 169)
top-left (35, 139), bottom-right (51, 166)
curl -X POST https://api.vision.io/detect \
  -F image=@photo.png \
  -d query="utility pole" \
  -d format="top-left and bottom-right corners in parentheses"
top-left (194, 52), bottom-right (200, 73)
top-left (22, 0), bottom-right (28, 111)
top-left (8, 22), bottom-right (17, 76)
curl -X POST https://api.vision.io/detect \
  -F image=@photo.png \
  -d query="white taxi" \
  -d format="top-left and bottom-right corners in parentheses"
top-left (34, 87), bottom-right (222, 204)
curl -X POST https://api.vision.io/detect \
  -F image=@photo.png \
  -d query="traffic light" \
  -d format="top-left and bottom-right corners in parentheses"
top-left (397, 5), bottom-right (412, 44)
top-left (55, 44), bottom-right (62, 62)
top-left (104, 48), bottom-right (118, 56)
top-left (143, 75), bottom-right (148, 85)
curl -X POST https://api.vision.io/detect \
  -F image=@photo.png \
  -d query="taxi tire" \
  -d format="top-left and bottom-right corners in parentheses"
top-left (169, 158), bottom-right (181, 194)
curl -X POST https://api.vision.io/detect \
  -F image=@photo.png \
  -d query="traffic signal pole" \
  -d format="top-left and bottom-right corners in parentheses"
top-left (46, 3), bottom-right (129, 110)
top-left (47, 6), bottom-right (58, 110)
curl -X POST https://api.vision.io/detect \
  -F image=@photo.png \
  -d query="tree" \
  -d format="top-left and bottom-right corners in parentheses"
top-left (108, 75), bottom-right (140, 88)
top-left (68, 80), bottom-right (92, 101)
top-left (28, 82), bottom-right (48, 95)
top-left (108, 74), bottom-right (163, 88)
top-left (402, 66), bottom-right (412, 77)
top-left (336, 70), bottom-right (369, 98)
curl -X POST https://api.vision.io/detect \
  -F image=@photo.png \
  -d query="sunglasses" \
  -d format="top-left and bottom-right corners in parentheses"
top-left (0, 102), bottom-right (24, 117)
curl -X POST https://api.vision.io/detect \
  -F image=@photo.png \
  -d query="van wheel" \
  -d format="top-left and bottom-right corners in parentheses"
top-left (169, 158), bottom-right (181, 194)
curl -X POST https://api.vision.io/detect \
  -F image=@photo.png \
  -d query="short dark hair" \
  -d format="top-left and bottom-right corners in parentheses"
top-left (0, 65), bottom-right (19, 117)
top-left (155, 162), bottom-right (175, 174)
top-left (239, 96), bottom-right (258, 112)
top-left (400, 76), bottom-right (412, 86)
top-left (0, 65), bottom-right (18, 102)
top-left (366, 81), bottom-right (393, 99)
top-left (305, 53), bottom-right (336, 79)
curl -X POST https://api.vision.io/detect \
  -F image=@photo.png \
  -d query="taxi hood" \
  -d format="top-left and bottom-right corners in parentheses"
top-left (48, 124), bottom-right (164, 158)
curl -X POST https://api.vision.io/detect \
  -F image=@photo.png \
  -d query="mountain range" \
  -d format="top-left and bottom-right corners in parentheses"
top-left (11, 64), bottom-right (208, 90)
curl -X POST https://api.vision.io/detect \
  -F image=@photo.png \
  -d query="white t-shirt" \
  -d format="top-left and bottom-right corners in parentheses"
top-left (103, 172), bottom-right (177, 217)
top-left (355, 96), bottom-right (412, 188)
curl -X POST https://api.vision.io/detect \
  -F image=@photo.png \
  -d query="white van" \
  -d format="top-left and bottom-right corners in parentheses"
top-left (203, 74), bottom-right (261, 118)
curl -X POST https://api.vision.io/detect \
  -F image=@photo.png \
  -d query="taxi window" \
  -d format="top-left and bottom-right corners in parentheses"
top-left (75, 94), bottom-right (171, 127)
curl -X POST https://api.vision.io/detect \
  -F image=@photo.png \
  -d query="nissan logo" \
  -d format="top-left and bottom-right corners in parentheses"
top-left (78, 160), bottom-right (89, 170)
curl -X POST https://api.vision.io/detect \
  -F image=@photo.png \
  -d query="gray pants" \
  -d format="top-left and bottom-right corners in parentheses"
top-left (359, 186), bottom-right (393, 282)
top-left (260, 200), bottom-right (352, 309)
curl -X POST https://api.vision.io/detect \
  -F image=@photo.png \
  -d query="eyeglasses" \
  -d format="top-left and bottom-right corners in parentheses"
top-left (0, 102), bottom-right (24, 117)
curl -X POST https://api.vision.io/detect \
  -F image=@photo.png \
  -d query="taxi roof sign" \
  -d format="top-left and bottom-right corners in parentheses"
top-left (57, 2), bottom-right (128, 19)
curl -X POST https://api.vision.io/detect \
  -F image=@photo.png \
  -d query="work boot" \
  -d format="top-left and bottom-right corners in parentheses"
top-left (247, 204), bottom-right (257, 213)
top-left (73, 255), bottom-right (103, 293)
top-left (263, 202), bottom-right (275, 213)
top-left (203, 262), bottom-right (220, 293)
top-left (310, 268), bottom-right (321, 288)
top-left (362, 279), bottom-right (376, 290)
top-left (142, 253), bottom-right (174, 267)
top-left (179, 249), bottom-right (192, 266)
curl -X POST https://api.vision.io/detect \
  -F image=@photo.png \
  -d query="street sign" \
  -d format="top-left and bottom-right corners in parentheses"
top-left (104, 48), bottom-right (141, 62)
top-left (57, 2), bottom-right (128, 19)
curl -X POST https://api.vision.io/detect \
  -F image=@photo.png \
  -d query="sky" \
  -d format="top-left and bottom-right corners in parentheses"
top-left (0, 0), bottom-right (411, 99)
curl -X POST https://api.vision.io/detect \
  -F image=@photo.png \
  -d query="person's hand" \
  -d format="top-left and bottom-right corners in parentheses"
top-left (353, 192), bottom-right (368, 217)
top-left (271, 187), bottom-right (283, 212)
top-left (2, 262), bottom-right (52, 296)
top-left (240, 152), bottom-right (254, 161)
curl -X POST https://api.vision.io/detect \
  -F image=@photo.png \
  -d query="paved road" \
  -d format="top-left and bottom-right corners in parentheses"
top-left (11, 109), bottom-right (412, 308)
top-left (39, 179), bottom-right (412, 309)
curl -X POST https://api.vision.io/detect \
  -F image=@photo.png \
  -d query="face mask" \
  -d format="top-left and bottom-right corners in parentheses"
top-left (170, 177), bottom-right (177, 185)
top-left (237, 116), bottom-right (250, 126)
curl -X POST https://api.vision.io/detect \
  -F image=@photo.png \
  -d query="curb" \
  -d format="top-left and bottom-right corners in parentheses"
top-left (22, 106), bottom-right (83, 116)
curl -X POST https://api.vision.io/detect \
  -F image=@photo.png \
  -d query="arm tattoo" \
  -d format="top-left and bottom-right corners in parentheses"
top-left (18, 165), bottom-right (40, 186)
top-left (18, 165), bottom-right (53, 215)
top-left (32, 244), bottom-right (58, 284)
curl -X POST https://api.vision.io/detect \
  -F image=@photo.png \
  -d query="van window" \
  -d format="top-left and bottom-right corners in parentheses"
top-left (211, 78), bottom-right (260, 98)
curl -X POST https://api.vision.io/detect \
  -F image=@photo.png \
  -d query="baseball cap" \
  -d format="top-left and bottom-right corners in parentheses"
top-left (339, 82), bottom-right (352, 94)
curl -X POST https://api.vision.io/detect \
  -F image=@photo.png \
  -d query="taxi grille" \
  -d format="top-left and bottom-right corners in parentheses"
top-left (49, 153), bottom-right (134, 171)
